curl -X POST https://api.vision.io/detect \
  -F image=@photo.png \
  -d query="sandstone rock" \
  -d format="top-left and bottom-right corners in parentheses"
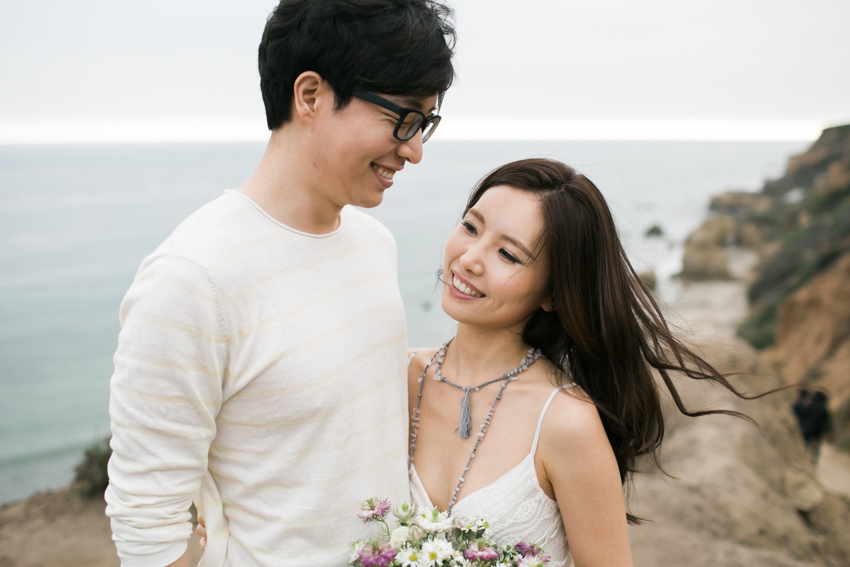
top-left (766, 254), bottom-right (850, 409)
top-left (680, 245), bottom-right (731, 280)
top-left (786, 125), bottom-right (850, 180)
top-left (679, 216), bottom-right (736, 280)
top-left (638, 268), bottom-right (657, 291)
top-left (766, 124), bottom-right (850, 198)
top-left (783, 469), bottom-right (824, 512)
top-left (629, 337), bottom-right (850, 567)
top-left (686, 215), bottom-right (736, 247)
top-left (710, 191), bottom-right (773, 217)
top-left (738, 221), bottom-right (764, 248)
top-left (812, 156), bottom-right (850, 196)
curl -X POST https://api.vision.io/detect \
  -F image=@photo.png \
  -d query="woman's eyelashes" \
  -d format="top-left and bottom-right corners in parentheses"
top-left (499, 249), bottom-right (521, 264)
top-left (461, 221), bottom-right (524, 265)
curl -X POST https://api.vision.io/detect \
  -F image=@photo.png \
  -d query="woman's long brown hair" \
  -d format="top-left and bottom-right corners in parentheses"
top-left (465, 158), bottom-right (756, 523)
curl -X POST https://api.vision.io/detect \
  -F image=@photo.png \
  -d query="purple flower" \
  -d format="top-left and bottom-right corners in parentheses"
top-left (515, 542), bottom-right (550, 565)
top-left (375, 498), bottom-right (391, 517)
top-left (515, 542), bottom-right (531, 556)
top-left (463, 542), bottom-right (499, 561)
top-left (358, 541), bottom-right (397, 567)
top-left (515, 541), bottom-right (542, 557)
top-left (358, 498), bottom-right (392, 523)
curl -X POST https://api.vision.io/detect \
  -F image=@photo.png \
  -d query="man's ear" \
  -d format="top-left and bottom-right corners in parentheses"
top-left (292, 71), bottom-right (329, 123)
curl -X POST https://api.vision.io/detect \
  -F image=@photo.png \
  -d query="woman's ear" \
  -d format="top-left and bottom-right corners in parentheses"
top-left (541, 297), bottom-right (556, 312)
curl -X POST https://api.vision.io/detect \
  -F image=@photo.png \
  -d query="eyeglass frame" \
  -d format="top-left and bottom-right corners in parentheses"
top-left (351, 91), bottom-right (441, 143)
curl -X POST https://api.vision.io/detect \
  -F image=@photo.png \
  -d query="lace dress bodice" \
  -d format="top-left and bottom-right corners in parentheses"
top-left (409, 383), bottom-right (574, 567)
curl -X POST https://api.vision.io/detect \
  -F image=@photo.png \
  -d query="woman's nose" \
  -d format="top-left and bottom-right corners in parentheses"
top-left (458, 243), bottom-right (484, 274)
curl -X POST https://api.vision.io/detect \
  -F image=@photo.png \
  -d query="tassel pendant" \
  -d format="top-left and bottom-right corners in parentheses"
top-left (459, 388), bottom-right (472, 439)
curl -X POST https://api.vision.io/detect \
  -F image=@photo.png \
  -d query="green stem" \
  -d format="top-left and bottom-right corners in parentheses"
top-left (376, 518), bottom-right (391, 539)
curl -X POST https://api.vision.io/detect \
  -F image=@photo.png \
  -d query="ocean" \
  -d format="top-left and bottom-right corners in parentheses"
top-left (0, 139), bottom-right (807, 505)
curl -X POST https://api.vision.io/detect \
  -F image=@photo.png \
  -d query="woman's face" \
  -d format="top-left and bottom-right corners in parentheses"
top-left (442, 185), bottom-right (552, 333)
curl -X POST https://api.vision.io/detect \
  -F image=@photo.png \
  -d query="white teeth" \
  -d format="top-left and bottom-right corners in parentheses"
top-left (453, 276), bottom-right (483, 298)
top-left (371, 164), bottom-right (395, 180)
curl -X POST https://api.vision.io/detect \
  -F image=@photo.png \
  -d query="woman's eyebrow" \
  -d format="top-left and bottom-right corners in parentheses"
top-left (503, 235), bottom-right (535, 259)
top-left (468, 208), bottom-right (535, 259)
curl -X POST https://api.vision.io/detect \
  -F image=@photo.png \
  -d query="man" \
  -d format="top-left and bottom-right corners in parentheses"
top-left (105, 1), bottom-right (455, 565)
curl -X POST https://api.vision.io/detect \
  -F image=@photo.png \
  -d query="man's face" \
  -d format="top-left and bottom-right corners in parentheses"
top-left (310, 91), bottom-right (440, 210)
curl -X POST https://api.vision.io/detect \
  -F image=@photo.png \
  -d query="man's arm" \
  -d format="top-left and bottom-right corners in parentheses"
top-left (106, 254), bottom-right (225, 566)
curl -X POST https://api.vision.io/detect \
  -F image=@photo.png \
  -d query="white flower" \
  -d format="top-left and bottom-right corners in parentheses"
top-left (473, 514), bottom-right (491, 531)
top-left (453, 516), bottom-right (476, 532)
top-left (518, 557), bottom-right (545, 567)
top-left (348, 540), bottom-right (367, 563)
top-left (416, 507), bottom-right (453, 532)
top-left (397, 546), bottom-right (423, 567)
top-left (395, 501), bottom-right (417, 523)
top-left (453, 513), bottom-right (490, 534)
top-left (390, 526), bottom-right (412, 547)
top-left (421, 539), bottom-right (454, 565)
top-left (408, 525), bottom-right (425, 540)
top-left (432, 538), bottom-right (454, 558)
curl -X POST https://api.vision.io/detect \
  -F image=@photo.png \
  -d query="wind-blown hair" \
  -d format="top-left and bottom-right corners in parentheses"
top-left (465, 158), bottom-right (754, 523)
top-left (259, 0), bottom-right (456, 130)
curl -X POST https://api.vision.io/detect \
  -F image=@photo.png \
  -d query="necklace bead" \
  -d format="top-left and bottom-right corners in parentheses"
top-left (408, 338), bottom-right (542, 515)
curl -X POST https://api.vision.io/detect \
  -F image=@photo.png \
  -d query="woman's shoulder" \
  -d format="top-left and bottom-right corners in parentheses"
top-left (406, 347), bottom-right (440, 380)
top-left (539, 383), bottom-right (608, 451)
top-left (407, 347), bottom-right (439, 364)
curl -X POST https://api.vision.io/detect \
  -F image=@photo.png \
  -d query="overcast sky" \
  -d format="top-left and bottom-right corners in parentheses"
top-left (1, 0), bottom-right (848, 143)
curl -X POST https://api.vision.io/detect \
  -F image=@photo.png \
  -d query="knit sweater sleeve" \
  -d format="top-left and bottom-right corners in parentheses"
top-left (105, 254), bottom-right (227, 567)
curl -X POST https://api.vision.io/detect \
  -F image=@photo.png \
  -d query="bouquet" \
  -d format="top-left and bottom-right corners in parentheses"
top-left (348, 497), bottom-right (549, 567)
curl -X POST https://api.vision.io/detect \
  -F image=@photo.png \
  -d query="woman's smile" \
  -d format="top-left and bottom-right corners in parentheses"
top-left (450, 271), bottom-right (485, 298)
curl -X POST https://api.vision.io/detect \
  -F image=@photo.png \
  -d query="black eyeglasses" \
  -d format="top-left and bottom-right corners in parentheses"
top-left (352, 91), bottom-right (441, 143)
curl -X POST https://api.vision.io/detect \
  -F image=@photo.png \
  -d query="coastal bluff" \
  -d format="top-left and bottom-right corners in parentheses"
top-left (639, 124), bottom-right (850, 567)
top-left (679, 124), bottom-right (850, 449)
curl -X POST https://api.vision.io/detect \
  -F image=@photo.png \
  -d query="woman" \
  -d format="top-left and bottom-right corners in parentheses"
top-left (200, 158), bottom-right (752, 566)
top-left (406, 158), bottom-right (753, 566)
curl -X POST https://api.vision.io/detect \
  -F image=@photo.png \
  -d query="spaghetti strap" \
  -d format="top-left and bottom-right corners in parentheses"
top-left (530, 383), bottom-right (577, 456)
top-left (408, 348), bottom-right (423, 365)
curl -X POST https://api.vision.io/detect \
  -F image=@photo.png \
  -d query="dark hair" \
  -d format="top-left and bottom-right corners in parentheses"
top-left (258, 0), bottom-right (456, 130)
top-left (465, 158), bottom-right (757, 524)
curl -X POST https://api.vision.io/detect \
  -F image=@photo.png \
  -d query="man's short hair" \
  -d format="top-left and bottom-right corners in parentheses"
top-left (259, 0), bottom-right (456, 131)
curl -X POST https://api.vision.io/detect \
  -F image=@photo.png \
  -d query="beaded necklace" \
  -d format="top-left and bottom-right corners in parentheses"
top-left (408, 338), bottom-right (542, 515)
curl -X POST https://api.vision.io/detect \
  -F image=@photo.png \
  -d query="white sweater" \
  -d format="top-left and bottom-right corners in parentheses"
top-left (106, 191), bottom-right (410, 566)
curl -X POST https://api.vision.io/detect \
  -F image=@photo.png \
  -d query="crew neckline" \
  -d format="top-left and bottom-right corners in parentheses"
top-left (225, 190), bottom-right (345, 238)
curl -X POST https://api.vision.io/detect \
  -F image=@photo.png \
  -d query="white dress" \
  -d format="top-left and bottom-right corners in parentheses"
top-left (409, 384), bottom-right (575, 567)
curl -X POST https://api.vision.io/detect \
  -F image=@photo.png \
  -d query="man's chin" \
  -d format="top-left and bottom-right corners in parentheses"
top-left (355, 192), bottom-right (386, 209)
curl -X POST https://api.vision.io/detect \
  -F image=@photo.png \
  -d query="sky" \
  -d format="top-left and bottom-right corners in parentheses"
top-left (1, 0), bottom-right (848, 143)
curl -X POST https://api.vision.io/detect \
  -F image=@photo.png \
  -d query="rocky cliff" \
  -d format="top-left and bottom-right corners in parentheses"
top-left (681, 124), bottom-right (850, 447)
top-left (765, 254), bottom-right (850, 449)
top-left (742, 125), bottom-right (850, 450)
top-left (739, 125), bottom-right (850, 348)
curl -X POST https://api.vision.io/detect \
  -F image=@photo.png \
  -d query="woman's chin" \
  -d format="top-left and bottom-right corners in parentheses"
top-left (440, 292), bottom-right (477, 325)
